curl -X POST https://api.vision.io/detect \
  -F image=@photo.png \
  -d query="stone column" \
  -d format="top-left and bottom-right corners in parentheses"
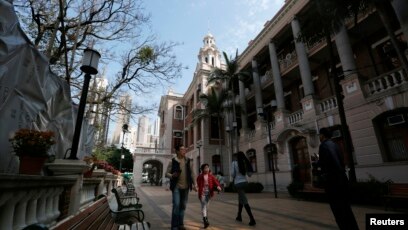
top-left (239, 80), bottom-right (248, 132)
top-left (291, 17), bottom-right (315, 96)
top-left (335, 24), bottom-right (357, 77)
top-left (268, 42), bottom-right (285, 110)
top-left (392, 0), bottom-right (408, 47)
top-left (252, 59), bottom-right (264, 133)
top-left (252, 59), bottom-right (263, 111)
top-left (335, 24), bottom-right (365, 108)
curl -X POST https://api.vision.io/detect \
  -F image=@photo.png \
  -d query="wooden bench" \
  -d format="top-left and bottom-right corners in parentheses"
top-left (124, 181), bottom-right (136, 196)
top-left (112, 187), bottom-right (143, 211)
top-left (384, 183), bottom-right (408, 210)
top-left (51, 195), bottom-right (149, 230)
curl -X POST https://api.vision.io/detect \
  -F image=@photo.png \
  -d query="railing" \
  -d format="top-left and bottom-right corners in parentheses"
top-left (278, 50), bottom-right (297, 72)
top-left (364, 68), bottom-right (407, 97)
top-left (260, 70), bottom-right (273, 85)
top-left (319, 96), bottom-right (338, 113)
top-left (81, 178), bottom-right (101, 207)
top-left (246, 129), bottom-right (256, 140)
top-left (288, 110), bottom-right (304, 125)
top-left (264, 121), bottom-right (276, 133)
top-left (0, 174), bottom-right (76, 229)
top-left (306, 37), bottom-right (326, 55)
top-left (134, 147), bottom-right (171, 155)
top-left (0, 172), bottom-right (122, 229)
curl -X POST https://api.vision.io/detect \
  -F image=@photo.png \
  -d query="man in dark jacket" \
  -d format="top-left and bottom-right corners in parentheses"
top-left (318, 128), bottom-right (359, 230)
top-left (166, 144), bottom-right (197, 230)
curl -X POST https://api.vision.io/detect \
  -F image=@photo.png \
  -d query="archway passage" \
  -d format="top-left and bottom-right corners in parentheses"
top-left (143, 160), bottom-right (163, 186)
top-left (290, 136), bottom-right (311, 183)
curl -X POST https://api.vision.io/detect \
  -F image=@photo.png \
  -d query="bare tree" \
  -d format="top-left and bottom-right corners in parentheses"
top-left (14, 0), bottom-right (184, 120)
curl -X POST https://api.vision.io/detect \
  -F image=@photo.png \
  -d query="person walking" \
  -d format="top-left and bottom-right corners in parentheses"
top-left (216, 172), bottom-right (226, 192)
top-left (166, 144), bottom-right (197, 230)
top-left (317, 128), bottom-right (359, 230)
top-left (231, 151), bottom-right (256, 226)
top-left (196, 163), bottom-right (222, 228)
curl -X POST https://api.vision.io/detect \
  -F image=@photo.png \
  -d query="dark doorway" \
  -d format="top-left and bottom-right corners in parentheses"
top-left (143, 160), bottom-right (163, 186)
top-left (289, 136), bottom-right (311, 183)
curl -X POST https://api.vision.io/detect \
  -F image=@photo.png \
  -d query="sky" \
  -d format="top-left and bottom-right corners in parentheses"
top-left (107, 0), bottom-right (285, 139)
top-left (143, 0), bottom-right (285, 101)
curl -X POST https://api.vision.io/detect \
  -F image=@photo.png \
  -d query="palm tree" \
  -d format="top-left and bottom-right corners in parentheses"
top-left (193, 87), bottom-right (229, 172)
top-left (208, 50), bottom-right (250, 152)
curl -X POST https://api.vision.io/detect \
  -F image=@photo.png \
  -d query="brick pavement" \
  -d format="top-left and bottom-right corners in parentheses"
top-left (134, 185), bottom-right (393, 230)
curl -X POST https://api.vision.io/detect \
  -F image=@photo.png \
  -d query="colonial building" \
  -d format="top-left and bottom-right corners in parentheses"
top-left (158, 33), bottom-right (227, 175)
top-left (159, 0), bottom-right (408, 192)
top-left (233, 0), bottom-right (408, 191)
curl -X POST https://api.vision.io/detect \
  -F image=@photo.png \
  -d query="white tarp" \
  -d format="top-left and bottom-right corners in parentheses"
top-left (0, 0), bottom-right (93, 172)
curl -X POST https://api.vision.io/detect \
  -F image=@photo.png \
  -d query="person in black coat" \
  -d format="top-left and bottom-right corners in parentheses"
top-left (317, 128), bottom-right (359, 230)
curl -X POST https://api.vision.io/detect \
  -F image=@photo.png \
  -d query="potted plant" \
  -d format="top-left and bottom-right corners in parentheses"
top-left (83, 155), bottom-right (98, 177)
top-left (9, 128), bottom-right (56, 175)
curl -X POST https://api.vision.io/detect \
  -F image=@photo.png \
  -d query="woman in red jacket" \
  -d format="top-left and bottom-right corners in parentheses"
top-left (196, 163), bottom-right (221, 228)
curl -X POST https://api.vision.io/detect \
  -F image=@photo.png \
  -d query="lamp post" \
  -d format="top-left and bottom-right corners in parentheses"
top-left (120, 124), bottom-right (129, 171)
top-left (69, 48), bottom-right (101, 159)
top-left (196, 142), bottom-right (202, 171)
top-left (257, 100), bottom-right (278, 198)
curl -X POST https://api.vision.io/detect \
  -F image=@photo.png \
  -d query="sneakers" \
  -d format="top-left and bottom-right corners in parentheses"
top-left (235, 216), bottom-right (242, 222)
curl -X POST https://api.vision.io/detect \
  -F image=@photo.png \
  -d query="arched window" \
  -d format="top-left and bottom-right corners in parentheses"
top-left (373, 108), bottom-right (408, 162)
top-left (246, 149), bottom-right (257, 172)
top-left (212, 155), bottom-right (221, 174)
top-left (174, 105), bottom-right (183, 120)
top-left (264, 144), bottom-right (278, 171)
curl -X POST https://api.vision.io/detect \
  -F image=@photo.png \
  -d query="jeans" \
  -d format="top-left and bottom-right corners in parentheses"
top-left (200, 190), bottom-right (210, 217)
top-left (235, 182), bottom-right (248, 205)
top-left (171, 187), bottom-right (189, 229)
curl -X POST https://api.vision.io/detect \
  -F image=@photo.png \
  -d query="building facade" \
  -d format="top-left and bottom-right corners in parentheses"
top-left (158, 0), bottom-right (408, 191)
top-left (233, 0), bottom-right (408, 191)
top-left (157, 34), bottom-right (228, 176)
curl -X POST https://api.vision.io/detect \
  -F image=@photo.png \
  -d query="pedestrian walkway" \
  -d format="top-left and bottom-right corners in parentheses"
top-left (135, 185), bottom-right (393, 230)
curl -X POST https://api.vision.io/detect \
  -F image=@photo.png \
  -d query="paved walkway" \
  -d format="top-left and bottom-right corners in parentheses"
top-left (134, 185), bottom-right (393, 230)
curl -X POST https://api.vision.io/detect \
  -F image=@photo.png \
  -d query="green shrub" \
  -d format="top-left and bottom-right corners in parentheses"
top-left (246, 182), bottom-right (264, 193)
top-left (287, 181), bottom-right (304, 198)
top-left (224, 182), bottom-right (264, 193)
top-left (350, 175), bottom-right (391, 205)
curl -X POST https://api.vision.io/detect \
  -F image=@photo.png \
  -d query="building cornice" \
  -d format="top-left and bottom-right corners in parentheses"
top-left (238, 0), bottom-right (308, 66)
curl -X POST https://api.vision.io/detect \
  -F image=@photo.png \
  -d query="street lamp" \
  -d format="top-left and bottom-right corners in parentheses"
top-left (257, 100), bottom-right (278, 198)
top-left (120, 124), bottom-right (129, 171)
top-left (69, 48), bottom-right (101, 159)
top-left (196, 142), bottom-right (202, 171)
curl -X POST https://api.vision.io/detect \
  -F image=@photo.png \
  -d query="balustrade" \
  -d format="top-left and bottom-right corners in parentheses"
top-left (81, 178), bottom-right (101, 207)
top-left (134, 147), bottom-right (170, 154)
top-left (319, 96), bottom-right (338, 113)
top-left (365, 68), bottom-right (407, 97)
top-left (246, 129), bottom-right (256, 140)
top-left (0, 172), bottom-right (122, 229)
top-left (288, 110), bottom-right (304, 124)
top-left (0, 175), bottom-right (76, 229)
top-left (278, 50), bottom-right (297, 72)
